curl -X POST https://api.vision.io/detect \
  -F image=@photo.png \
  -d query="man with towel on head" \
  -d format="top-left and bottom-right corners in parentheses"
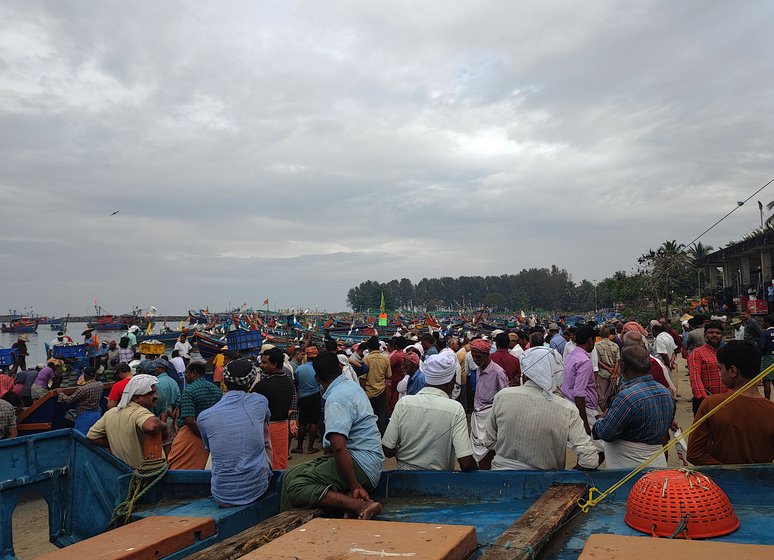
top-left (383, 353), bottom-right (477, 471)
top-left (480, 346), bottom-right (599, 470)
top-left (198, 359), bottom-right (273, 507)
top-left (468, 338), bottom-right (509, 462)
top-left (87, 374), bottom-right (168, 468)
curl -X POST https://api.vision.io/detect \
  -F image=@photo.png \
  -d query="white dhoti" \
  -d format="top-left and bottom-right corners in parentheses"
top-left (603, 439), bottom-right (667, 470)
top-left (584, 407), bottom-right (604, 453)
top-left (491, 455), bottom-right (536, 471)
top-left (469, 407), bottom-right (492, 462)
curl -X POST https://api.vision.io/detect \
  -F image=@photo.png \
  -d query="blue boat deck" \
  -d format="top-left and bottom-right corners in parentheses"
top-left (369, 468), bottom-right (774, 559)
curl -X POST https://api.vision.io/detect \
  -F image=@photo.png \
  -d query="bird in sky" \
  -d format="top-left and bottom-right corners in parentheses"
top-left (111, 210), bottom-right (119, 215)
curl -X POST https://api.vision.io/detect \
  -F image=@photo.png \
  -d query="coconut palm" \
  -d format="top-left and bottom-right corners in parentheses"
top-left (766, 201), bottom-right (774, 228)
top-left (687, 242), bottom-right (714, 297)
top-left (687, 242), bottom-right (714, 261)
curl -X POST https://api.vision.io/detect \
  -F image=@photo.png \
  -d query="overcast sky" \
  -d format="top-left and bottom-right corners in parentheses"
top-left (2, 1), bottom-right (774, 315)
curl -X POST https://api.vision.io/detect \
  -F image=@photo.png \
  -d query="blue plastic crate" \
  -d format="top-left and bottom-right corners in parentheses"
top-left (0, 348), bottom-right (18, 367)
top-left (226, 329), bottom-right (263, 351)
top-left (52, 344), bottom-right (88, 359)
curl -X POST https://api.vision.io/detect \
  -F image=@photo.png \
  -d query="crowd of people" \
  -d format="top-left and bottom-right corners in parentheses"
top-left (1, 314), bottom-right (773, 520)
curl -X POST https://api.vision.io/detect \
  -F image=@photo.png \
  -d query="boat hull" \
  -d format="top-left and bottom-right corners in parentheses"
top-left (2, 430), bottom-right (773, 560)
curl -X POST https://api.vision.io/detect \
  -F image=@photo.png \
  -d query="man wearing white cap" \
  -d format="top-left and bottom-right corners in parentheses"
top-left (382, 353), bottom-right (477, 471)
top-left (480, 347), bottom-right (599, 471)
top-left (87, 374), bottom-right (167, 468)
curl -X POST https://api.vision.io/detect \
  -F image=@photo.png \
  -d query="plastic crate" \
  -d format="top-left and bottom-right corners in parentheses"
top-left (226, 329), bottom-right (263, 351)
top-left (0, 348), bottom-right (17, 367)
top-left (139, 341), bottom-right (166, 355)
top-left (52, 344), bottom-right (87, 359)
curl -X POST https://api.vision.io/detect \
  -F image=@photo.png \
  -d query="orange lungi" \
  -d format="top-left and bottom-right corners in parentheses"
top-left (167, 425), bottom-right (209, 470)
top-left (269, 420), bottom-right (289, 470)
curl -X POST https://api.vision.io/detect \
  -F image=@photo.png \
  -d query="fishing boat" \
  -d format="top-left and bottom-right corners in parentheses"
top-left (0, 316), bottom-right (38, 333)
top-left (1, 429), bottom-right (772, 560)
top-left (193, 331), bottom-right (227, 361)
top-left (135, 329), bottom-right (193, 346)
top-left (15, 384), bottom-right (114, 436)
top-left (86, 305), bottom-right (146, 331)
top-left (86, 314), bottom-right (134, 330)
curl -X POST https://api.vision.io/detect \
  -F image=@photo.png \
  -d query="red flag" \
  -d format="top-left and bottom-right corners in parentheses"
top-left (263, 298), bottom-right (269, 306)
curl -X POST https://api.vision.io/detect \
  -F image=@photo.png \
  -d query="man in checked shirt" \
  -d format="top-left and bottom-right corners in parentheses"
top-left (57, 366), bottom-right (104, 434)
top-left (688, 320), bottom-right (729, 416)
top-left (593, 345), bottom-right (675, 469)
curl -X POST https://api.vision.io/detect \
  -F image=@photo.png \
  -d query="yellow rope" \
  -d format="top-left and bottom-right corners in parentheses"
top-left (577, 361), bottom-right (774, 513)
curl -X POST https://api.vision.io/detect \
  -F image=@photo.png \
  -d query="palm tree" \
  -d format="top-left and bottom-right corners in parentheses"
top-left (766, 201), bottom-right (774, 228)
top-left (687, 242), bottom-right (714, 297)
top-left (687, 242), bottom-right (714, 261)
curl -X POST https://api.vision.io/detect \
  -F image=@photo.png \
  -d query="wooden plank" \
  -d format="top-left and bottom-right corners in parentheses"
top-left (17, 422), bottom-right (52, 431)
top-left (480, 483), bottom-right (587, 560)
top-left (239, 518), bottom-right (478, 560)
top-left (37, 516), bottom-right (216, 560)
top-left (580, 534), bottom-right (774, 560)
top-left (185, 508), bottom-right (324, 560)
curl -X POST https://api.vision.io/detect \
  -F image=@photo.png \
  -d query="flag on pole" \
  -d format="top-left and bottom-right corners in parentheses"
top-left (263, 298), bottom-right (269, 306)
top-left (145, 321), bottom-right (153, 335)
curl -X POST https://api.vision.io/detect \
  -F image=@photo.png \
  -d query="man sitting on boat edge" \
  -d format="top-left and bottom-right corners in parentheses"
top-left (86, 374), bottom-right (167, 469)
top-left (281, 350), bottom-right (383, 520)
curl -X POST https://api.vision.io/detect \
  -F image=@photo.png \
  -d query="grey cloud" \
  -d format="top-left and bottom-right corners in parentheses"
top-left (2, 1), bottom-right (774, 313)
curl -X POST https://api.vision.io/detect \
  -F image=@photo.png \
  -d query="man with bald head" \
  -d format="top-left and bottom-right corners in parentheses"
top-left (622, 331), bottom-right (674, 394)
top-left (593, 345), bottom-right (675, 469)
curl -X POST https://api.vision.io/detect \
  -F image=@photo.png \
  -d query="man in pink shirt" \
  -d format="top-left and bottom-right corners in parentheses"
top-left (469, 338), bottom-right (509, 464)
top-left (562, 324), bottom-right (603, 453)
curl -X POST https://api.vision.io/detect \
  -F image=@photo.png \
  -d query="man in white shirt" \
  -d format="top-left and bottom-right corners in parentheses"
top-left (508, 332), bottom-right (526, 359)
top-left (382, 353), bottom-right (477, 471)
top-left (652, 323), bottom-right (677, 371)
top-left (481, 346), bottom-right (599, 471)
top-left (50, 331), bottom-right (70, 347)
top-left (174, 333), bottom-right (193, 362)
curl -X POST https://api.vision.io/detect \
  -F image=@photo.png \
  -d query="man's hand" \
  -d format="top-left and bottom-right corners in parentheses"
top-left (351, 486), bottom-right (371, 501)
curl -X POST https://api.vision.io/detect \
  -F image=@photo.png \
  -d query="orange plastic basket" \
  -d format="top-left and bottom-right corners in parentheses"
top-left (625, 469), bottom-right (739, 539)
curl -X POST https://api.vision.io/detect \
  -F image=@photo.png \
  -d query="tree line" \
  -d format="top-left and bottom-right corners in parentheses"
top-left (346, 241), bottom-right (715, 316)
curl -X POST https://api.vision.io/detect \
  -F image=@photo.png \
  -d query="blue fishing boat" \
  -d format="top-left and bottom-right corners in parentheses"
top-left (1, 429), bottom-right (772, 559)
top-left (193, 331), bottom-right (227, 361)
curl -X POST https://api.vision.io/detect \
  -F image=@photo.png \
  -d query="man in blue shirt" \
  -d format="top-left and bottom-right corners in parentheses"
top-left (292, 346), bottom-right (321, 454)
top-left (593, 345), bottom-right (675, 469)
top-left (403, 351), bottom-right (426, 395)
top-left (548, 323), bottom-right (566, 356)
top-left (198, 359), bottom-right (272, 507)
top-left (281, 351), bottom-right (384, 519)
